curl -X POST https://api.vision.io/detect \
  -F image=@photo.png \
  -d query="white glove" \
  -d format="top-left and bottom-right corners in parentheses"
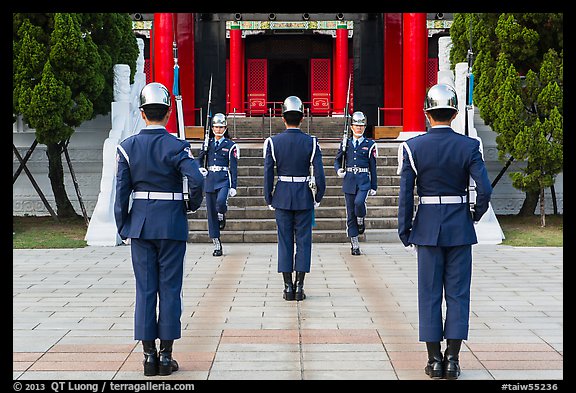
top-left (268, 205), bottom-right (275, 211)
top-left (404, 244), bottom-right (418, 256)
top-left (337, 168), bottom-right (346, 178)
top-left (314, 201), bottom-right (320, 208)
top-left (228, 188), bottom-right (237, 197)
top-left (369, 189), bottom-right (377, 196)
top-left (199, 167), bottom-right (208, 177)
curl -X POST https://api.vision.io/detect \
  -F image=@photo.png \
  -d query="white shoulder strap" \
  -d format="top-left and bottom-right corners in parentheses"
top-left (310, 137), bottom-right (317, 163)
top-left (396, 142), bottom-right (417, 175)
top-left (263, 137), bottom-right (276, 162)
top-left (368, 141), bottom-right (378, 158)
top-left (117, 145), bottom-right (129, 165)
top-left (229, 143), bottom-right (239, 159)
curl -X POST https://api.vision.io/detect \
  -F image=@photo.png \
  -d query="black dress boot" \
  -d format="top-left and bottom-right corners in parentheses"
top-left (424, 342), bottom-right (443, 379)
top-left (212, 238), bottom-right (223, 256)
top-left (142, 340), bottom-right (158, 376)
top-left (350, 236), bottom-right (361, 255)
top-left (218, 213), bottom-right (226, 230)
top-left (443, 339), bottom-right (462, 380)
top-left (294, 272), bottom-right (306, 301)
top-left (158, 340), bottom-right (179, 376)
top-left (357, 217), bottom-right (365, 234)
top-left (282, 272), bottom-right (295, 301)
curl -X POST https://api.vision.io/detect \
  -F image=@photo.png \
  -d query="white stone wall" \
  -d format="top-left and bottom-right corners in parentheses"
top-left (13, 115), bottom-right (110, 217)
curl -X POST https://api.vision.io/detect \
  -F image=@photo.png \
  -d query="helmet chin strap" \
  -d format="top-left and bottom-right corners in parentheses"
top-left (213, 128), bottom-right (226, 137)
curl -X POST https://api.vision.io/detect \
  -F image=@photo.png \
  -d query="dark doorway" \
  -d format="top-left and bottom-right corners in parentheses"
top-left (267, 59), bottom-right (309, 104)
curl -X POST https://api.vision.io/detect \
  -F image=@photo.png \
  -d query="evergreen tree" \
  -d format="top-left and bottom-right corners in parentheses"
top-left (13, 13), bottom-right (138, 218)
top-left (450, 13), bottom-right (563, 224)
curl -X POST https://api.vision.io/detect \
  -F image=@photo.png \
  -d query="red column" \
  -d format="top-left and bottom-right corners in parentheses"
top-left (152, 13), bottom-right (176, 133)
top-left (229, 24), bottom-right (243, 115)
top-left (174, 13), bottom-right (195, 125)
top-left (333, 23), bottom-right (349, 115)
top-left (402, 13), bottom-right (427, 133)
top-left (383, 13), bottom-right (403, 126)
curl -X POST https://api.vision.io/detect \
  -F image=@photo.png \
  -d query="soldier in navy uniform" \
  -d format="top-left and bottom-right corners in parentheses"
top-left (196, 113), bottom-right (239, 256)
top-left (397, 83), bottom-right (492, 380)
top-left (263, 96), bottom-right (326, 301)
top-left (114, 82), bottom-right (204, 376)
top-left (334, 111), bottom-right (378, 255)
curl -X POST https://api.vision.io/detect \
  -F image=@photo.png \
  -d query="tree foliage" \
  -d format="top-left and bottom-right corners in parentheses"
top-left (450, 13), bottom-right (563, 223)
top-left (13, 13), bottom-right (138, 218)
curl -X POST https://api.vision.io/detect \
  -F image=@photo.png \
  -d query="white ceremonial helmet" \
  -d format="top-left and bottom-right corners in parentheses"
top-left (351, 111), bottom-right (367, 126)
top-left (212, 113), bottom-right (227, 127)
top-left (282, 96), bottom-right (304, 114)
top-left (424, 83), bottom-right (458, 112)
top-left (139, 82), bottom-right (171, 108)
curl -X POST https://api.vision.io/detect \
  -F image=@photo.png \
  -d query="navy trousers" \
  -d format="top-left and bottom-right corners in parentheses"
top-left (417, 244), bottom-right (472, 342)
top-left (206, 187), bottom-right (229, 238)
top-left (274, 207), bottom-right (313, 273)
top-left (345, 189), bottom-right (368, 237)
top-left (130, 238), bottom-right (186, 341)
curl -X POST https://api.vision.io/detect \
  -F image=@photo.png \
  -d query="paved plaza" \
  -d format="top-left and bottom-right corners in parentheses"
top-left (13, 242), bottom-right (562, 383)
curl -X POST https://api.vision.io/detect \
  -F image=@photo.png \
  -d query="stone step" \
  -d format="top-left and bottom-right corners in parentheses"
top-left (235, 175), bottom-right (401, 187)
top-left (234, 185), bottom-right (401, 197)
top-left (189, 206), bottom-right (398, 220)
top-left (188, 217), bottom-right (398, 231)
top-left (235, 165), bottom-right (400, 177)
top-left (206, 194), bottom-right (400, 208)
top-left (187, 228), bottom-right (401, 243)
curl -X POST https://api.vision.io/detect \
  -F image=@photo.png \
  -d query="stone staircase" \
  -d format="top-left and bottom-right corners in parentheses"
top-left (224, 115), bottom-right (349, 140)
top-left (187, 138), bottom-right (403, 244)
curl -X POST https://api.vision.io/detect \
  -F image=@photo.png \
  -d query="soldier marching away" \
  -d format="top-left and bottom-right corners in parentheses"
top-left (196, 113), bottom-right (239, 257)
top-left (334, 111), bottom-right (378, 255)
top-left (263, 96), bottom-right (326, 301)
top-left (397, 83), bottom-right (492, 380)
top-left (114, 82), bottom-right (205, 376)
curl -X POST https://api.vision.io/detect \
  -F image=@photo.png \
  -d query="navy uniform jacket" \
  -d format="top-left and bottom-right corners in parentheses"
top-left (397, 126), bottom-right (493, 247)
top-left (334, 137), bottom-right (378, 193)
top-left (114, 127), bottom-right (204, 241)
top-left (263, 128), bottom-right (326, 210)
top-left (196, 137), bottom-right (239, 193)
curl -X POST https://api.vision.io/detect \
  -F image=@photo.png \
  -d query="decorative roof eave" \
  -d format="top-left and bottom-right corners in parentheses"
top-left (226, 20), bottom-right (353, 31)
top-left (426, 19), bottom-right (452, 29)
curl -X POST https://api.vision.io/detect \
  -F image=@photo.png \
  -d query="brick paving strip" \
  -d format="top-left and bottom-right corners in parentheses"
top-left (13, 244), bottom-right (562, 380)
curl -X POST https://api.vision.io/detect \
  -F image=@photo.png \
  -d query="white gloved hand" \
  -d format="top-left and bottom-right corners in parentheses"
top-left (369, 189), bottom-right (377, 196)
top-left (228, 188), bottom-right (237, 197)
top-left (268, 205), bottom-right (275, 211)
top-left (314, 201), bottom-right (320, 208)
top-left (337, 168), bottom-right (346, 178)
top-left (404, 244), bottom-right (418, 256)
top-left (199, 167), bottom-right (208, 177)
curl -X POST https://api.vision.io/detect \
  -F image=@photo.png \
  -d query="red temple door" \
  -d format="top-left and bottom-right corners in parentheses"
top-left (310, 58), bottom-right (331, 115)
top-left (247, 59), bottom-right (268, 115)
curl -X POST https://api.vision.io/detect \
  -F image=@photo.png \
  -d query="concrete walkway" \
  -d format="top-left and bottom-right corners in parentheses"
top-left (13, 243), bottom-right (562, 382)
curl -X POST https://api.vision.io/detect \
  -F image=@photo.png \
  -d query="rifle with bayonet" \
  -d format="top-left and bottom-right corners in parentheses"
top-left (172, 37), bottom-right (192, 211)
top-left (464, 16), bottom-right (477, 217)
top-left (340, 75), bottom-right (352, 170)
top-left (202, 74), bottom-right (213, 169)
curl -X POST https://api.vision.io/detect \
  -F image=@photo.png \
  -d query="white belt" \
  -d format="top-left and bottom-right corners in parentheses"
top-left (346, 167), bottom-right (369, 173)
top-left (278, 176), bottom-right (311, 182)
top-left (208, 165), bottom-right (228, 172)
top-left (419, 195), bottom-right (467, 204)
top-left (133, 191), bottom-right (184, 200)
